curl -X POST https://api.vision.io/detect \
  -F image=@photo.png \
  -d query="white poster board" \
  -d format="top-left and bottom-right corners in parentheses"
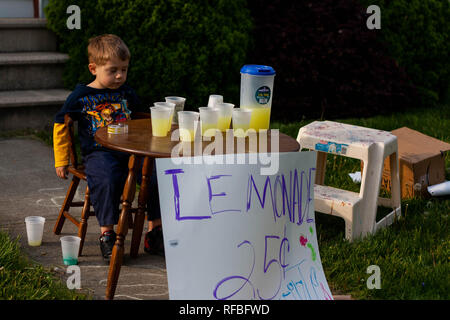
top-left (156, 151), bottom-right (333, 300)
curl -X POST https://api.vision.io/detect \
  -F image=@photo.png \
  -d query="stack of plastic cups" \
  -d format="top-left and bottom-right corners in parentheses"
top-left (165, 96), bottom-right (186, 124)
top-left (207, 94), bottom-right (223, 108)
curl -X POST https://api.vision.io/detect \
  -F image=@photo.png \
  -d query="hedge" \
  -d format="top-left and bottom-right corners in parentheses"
top-left (246, 0), bottom-right (419, 121)
top-left (45, 0), bottom-right (252, 112)
top-left (359, 0), bottom-right (450, 105)
top-left (46, 0), bottom-right (448, 121)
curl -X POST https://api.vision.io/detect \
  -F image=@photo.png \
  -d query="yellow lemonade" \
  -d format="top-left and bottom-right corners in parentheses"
top-left (151, 117), bottom-right (170, 137)
top-left (28, 240), bottom-right (42, 246)
top-left (167, 113), bottom-right (174, 133)
top-left (241, 106), bottom-right (271, 131)
top-left (180, 128), bottom-right (195, 142)
top-left (217, 116), bottom-right (232, 132)
top-left (233, 124), bottom-right (249, 138)
top-left (202, 122), bottom-right (219, 137)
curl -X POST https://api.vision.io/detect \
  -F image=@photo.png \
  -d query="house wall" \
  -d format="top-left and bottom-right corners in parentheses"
top-left (0, 0), bottom-right (49, 18)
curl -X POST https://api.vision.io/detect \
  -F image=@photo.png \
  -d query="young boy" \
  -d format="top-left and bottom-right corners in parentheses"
top-left (53, 34), bottom-right (162, 260)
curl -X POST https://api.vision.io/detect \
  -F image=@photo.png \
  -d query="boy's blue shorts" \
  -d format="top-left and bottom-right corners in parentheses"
top-left (84, 150), bottom-right (161, 227)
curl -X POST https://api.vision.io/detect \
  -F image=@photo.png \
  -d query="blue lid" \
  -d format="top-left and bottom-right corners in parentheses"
top-left (240, 64), bottom-right (276, 76)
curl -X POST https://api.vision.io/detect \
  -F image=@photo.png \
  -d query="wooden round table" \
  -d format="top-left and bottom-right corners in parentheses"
top-left (95, 119), bottom-right (300, 300)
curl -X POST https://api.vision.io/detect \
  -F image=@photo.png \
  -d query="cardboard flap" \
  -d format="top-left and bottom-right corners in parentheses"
top-left (391, 127), bottom-right (450, 164)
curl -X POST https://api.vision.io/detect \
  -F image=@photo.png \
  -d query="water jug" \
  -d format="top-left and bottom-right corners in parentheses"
top-left (240, 64), bottom-right (276, 131)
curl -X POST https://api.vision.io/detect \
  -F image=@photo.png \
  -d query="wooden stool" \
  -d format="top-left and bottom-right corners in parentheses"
top-left (53, 114), bottom-right (149, 256)
top-left (297, 121), bottom-right (401, 241)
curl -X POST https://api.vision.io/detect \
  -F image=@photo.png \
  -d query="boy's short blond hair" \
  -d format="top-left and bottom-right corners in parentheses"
top-left (88, 34), bottom-right (130, 65)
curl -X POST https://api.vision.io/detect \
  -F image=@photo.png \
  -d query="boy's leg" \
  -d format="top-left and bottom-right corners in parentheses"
top-left (84, 150), bottom-right (129, 259)
top-left (144, 160), bottom-right (164, 255)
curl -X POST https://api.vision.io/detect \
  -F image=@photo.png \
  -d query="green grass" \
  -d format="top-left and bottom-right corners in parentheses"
top-left (0, 231), bottom-right (89, 300)
top-left (272, 104), bottom-right (450, 299)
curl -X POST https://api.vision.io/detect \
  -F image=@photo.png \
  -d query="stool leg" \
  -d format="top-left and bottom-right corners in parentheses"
top-left (54, 176), bottom-right (80, 235)
top-left (357, 148), bottom-right (384, 238)
top-left (106, 155), bottom-right (137, 300)
top-left (130, 156), bottom-right (152, 258)
top-left (77, 185), bottom-right (90, 256)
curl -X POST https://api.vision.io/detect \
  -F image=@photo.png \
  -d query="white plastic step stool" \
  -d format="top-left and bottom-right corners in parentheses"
top-left (297, 121), bottom-right (401, 241)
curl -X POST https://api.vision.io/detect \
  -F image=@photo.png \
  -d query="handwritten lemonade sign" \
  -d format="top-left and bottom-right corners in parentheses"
top-left (156, 151), bottom-right (333, 300)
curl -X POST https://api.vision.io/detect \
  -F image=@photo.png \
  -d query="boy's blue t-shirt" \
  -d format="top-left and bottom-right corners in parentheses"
top-left (54, 83), bottom-right (141, 156)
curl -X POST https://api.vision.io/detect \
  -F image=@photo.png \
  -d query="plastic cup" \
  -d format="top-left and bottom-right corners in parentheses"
top-left (199, 107), bottom-right (220, 138)
top-left (207, 94), bottom-right (223, 108)
top-left (232, 109), bottom-right (252, 138)
top-left (165, 96), bottom-right (186, 124)
top-left (154, 102), bottom-right (176, 133)
top-left (215, 102), bottom-right (234, 132)
top-left (240, 65), bottom-right (275, 131)
top-left (60, 236), bottom-right (81, 265)
top-left (25, 216), bottom-right (45, 246)
top-left (178, 111), bottom-right (200, 142)
top-left (150, 106), bottom-right (172, 137)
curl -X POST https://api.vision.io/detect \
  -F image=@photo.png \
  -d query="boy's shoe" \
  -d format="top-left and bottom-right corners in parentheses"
top-left (144, 226), bottom-right (164, 256)
top-left (99, 230), bottom-right (117, 261)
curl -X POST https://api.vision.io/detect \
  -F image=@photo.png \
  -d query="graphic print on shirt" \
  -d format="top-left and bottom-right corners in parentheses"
top-left (79, 92), bottom-right (131, 141)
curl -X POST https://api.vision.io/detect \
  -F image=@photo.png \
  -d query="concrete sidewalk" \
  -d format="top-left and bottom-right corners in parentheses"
top-left (0, 137), bottom-right (169, 300)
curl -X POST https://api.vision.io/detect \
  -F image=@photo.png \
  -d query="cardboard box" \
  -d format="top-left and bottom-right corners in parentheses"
top-left (379, 127), bottom-right (450, 199)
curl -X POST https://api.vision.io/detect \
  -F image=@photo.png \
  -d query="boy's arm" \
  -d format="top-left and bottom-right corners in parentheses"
top-left (53, 122), bottom-right (70, 169)
top-left (53, 87), bottom-right (82, 173)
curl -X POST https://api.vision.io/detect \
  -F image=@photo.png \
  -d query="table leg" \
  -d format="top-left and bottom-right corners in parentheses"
top-left (315, 151), bottom-right (327, 185)
top-left (106, 155), bottom-right (137, 300)
top-left (130, 156), bottom-right (153, 258)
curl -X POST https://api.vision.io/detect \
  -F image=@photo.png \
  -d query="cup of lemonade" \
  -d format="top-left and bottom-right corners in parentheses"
top-left (150, 106), bottom-right (172, 137)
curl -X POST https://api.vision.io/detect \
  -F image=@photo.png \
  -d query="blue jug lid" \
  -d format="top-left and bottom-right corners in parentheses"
top-left (240, 64), bottom-right (276, 76)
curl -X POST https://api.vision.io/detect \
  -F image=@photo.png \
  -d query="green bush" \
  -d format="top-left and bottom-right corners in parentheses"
top-left (45, 0), bottom-right (252, 111)
top-left (359, 0), bottom-right (450, 105)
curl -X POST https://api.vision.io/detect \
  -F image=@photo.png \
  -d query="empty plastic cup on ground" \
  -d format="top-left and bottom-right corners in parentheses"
top-left (150, 106), bottom-right (172, 137)
top-left (25, 216), bottom-right (45, 246)
top-left (207, 94), bottom-right (223, 108)
top-left (199, 107), bottom-right (220, 138)
top-left (154, 102), bottom-right (176, 133)
top-left (215, 103), bottom-right (235, 132)
top-left (178, 111), bottom-right (200, 142)
top-left (165, 96), bottom-right (186, 124)
top-left (60, 236), bottom-right (81, 265)
top-left (232, 109), bottom-right (252, 138)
